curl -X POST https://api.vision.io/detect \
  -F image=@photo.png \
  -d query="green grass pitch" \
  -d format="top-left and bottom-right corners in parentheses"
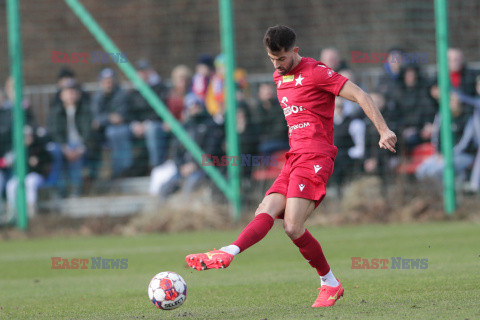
top-left (1, 221), bottom-right (479, 319)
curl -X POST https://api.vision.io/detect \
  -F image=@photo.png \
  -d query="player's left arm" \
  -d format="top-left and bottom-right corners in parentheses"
top-left (338, 80), bottom-right (397, 153)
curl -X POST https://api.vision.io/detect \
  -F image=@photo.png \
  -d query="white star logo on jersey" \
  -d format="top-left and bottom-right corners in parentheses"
top-left (328, 70), bottom-right (333, 77)
top-left (277, 80), bottom-right (282, 88)
top-left (314, 165), bottom-right (322, 173)
top-left (295, 74), bottom-right (304, 86)
top-left (299, 184), bottom-right (305, 192)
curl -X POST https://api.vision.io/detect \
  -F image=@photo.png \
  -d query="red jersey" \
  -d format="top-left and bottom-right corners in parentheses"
top-left (273, 57), bottom-right (348, 159)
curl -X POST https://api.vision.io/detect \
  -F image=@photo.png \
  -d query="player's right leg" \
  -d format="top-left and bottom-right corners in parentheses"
top-left (185, 193), bottom-right (286, 270)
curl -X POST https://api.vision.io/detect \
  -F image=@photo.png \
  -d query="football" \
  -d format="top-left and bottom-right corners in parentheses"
top-left (148, 271), bottom-right (187, 310)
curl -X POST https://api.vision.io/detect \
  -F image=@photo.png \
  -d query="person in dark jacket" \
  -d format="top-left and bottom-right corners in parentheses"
top-left (48, 79), bottom-right (91, 196)
top-left (90, 68), bottom-right (131, 178)
top-left (0, 77), bottom-right (36, 212)
top-left (124, 60), bottom-right (170, 176)
top-left (0, 87), bottom-right (13, 212)
top-left (236, 93), bottom-right (259, 178)
top-left (376, 48), bottom-right (404, 109)
top-left (391, 64), bottom-right (435, 152)
top-left (52, 67), bottom-right (90, 113)
top-left (331, 96), bottom-right (366, 196)
top-left (363, 92), bottom-right (400, 192)
top-left (6, 126), bottom-right (52, 218)
top-left (253, 83), bottom-right (289, 155)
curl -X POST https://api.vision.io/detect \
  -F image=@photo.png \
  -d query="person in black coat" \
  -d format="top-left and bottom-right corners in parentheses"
top-left (90, 68), bottom-right (130, 178)
top-left (124, 60), bottom-right (170, 176)
top-left (391, 64), bottom-right (435, 152)
top-left (253, 83), bottom-right (289, 155)
top-left (48, 80), bottom-right (91, 196)
top-left (6, 126), bottom-right (52, 217)
top-left (0, 77), bottom-right (36, 210)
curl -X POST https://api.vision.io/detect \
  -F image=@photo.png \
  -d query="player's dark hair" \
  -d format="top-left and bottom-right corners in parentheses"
top-left (263, 25), bottom-right (296, 52)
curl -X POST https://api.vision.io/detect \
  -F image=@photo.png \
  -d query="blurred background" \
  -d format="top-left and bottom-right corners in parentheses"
top-left (1, 0), bottom-right (479, 234)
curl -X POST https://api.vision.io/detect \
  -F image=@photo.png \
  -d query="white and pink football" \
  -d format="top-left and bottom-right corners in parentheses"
top-left (148, 271), bottom-right (187, 310)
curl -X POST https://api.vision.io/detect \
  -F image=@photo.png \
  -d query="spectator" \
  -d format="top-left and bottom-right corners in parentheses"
top-left (447, 48), bottom-right (479, 96)
top-left (331, 96), bottom-right (366, 195)
top-left (452, 75), bottom-right (480, 192)
top-left (167, 65), bottom-right (192, 122)
top-left (319, 47), bottom-right (346, 71)
top-left (48, 80), bottom-right (92, 196)
top-left (0, 84), bottom-right (13, 177)
top-left (1, 77), bottom-right (36, 213)
top-left (205, 58), bottom-right (250, 125)
top-left (252, 83), bottom-right (289, 155)
top-left (376, 48), bottom-right (404, 106)
top-left (392, 64), bottom-right (435, 152)
top-left (90, 68), bottom-right (130, 178)
top-left (0, 87), bottom-right (13, 214)
top-left (429, 48), bottom-right (479, 114)
top-left (236, 93), bottom-right (258, 178)
top-left (6, 126), bottom-right (52, 218)
top-left (234, 68), bottom-right (250, 99)
top-left (415, 92), bottom-right (474, 184)
top-left (191, 54), bottom-right (214, 102)
top-left (151, 94), bottom-right (223, 198)
top-left (338, 68), bottom-right (362, 117)
top-left (205, 54), bottom-right (225, 124)
top-left (3, 76), bottom-right (35, 126)
top-left (125, 60), bottom-right (170, 176)
top-left (52, 67), bottom-right (90, 111)
top-left (364, 92), bottom-right (399, 188)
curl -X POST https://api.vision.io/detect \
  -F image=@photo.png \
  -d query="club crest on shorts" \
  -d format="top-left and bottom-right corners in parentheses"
top-left (299, 184), bottom-right (305, 192)
top-left (314, 165), bottom-right (322, 173)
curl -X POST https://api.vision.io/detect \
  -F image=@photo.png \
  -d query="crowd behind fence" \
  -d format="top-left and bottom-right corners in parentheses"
top-left (1, 48), bottom-right (480, 220)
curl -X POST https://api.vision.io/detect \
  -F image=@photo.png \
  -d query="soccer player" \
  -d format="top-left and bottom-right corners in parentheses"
top-left (186, 25), bottom-right (397, 307)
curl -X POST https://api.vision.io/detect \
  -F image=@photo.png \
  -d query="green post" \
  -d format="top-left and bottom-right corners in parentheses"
top-left (7, 0), bottom-right (28, 229)
top-left (219, 0), bottom-right (241, 220)
top-left (435, 0), bottom-right (456, 214)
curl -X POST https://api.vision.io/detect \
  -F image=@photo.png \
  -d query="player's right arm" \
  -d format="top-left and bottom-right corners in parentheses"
top-left (338, 80), bottom-right (397, 153)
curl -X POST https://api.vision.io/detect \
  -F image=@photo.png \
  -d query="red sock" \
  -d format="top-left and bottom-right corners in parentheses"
top-left (292, 229), bottom-right (330, 276)
top-left (232, 213), bottom-right (274, 252)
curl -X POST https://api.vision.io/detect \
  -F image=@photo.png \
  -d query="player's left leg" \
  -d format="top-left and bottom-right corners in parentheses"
top-left (284, 197), bottom-right (343, 307)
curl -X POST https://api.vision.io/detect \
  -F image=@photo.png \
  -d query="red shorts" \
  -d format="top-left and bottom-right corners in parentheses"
top-left (265, 153), bottom-right (335, 215)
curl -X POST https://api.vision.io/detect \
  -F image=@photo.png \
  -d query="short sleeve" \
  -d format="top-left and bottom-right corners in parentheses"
top-left (311, 63), bottom-right (348, 96)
